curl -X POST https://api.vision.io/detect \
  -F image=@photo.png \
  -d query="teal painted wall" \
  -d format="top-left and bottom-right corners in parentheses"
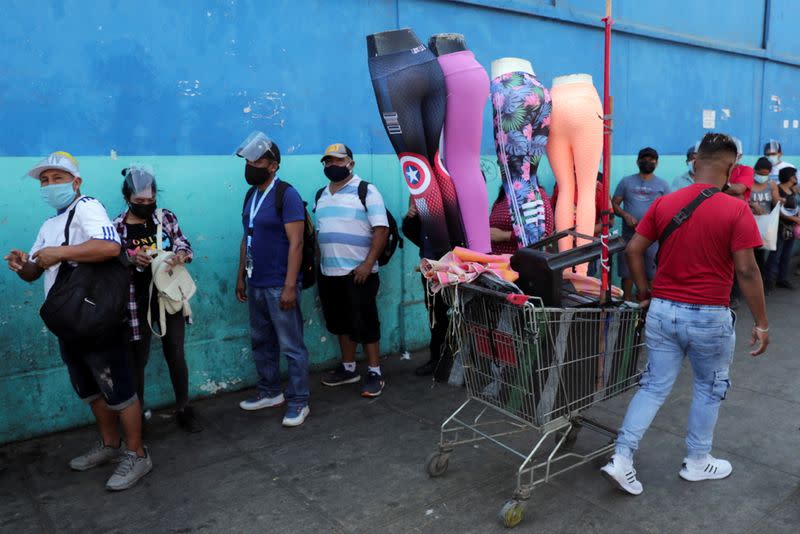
top-left (4, 0), bottom-right (800, 444)
top-left (3, 152), bottom-right (793, 443)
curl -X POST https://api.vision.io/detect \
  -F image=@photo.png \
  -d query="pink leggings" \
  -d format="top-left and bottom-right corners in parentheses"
top-left (546, 82), bottom-right (603, 275)
top-left (438, 51), bottom-right (491, 252)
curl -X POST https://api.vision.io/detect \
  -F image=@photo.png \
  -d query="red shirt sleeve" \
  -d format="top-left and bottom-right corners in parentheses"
top-left (730, 203), bottom-right (763, 251)
top-left (730, 165), bottom-right (755, 202)
top-left (634, 197), bottom-right (661, 241)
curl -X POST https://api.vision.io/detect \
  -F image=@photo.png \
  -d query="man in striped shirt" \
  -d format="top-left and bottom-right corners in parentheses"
top-left (316, 144), bottom-right (390, 397)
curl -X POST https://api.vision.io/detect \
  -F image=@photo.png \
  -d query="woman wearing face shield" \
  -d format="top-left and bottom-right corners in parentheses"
top-left (112, 165), bottom-right (202, 433)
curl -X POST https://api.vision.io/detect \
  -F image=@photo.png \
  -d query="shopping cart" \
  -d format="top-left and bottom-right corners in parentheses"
top-left (425, 283), bottom-right (645, 528)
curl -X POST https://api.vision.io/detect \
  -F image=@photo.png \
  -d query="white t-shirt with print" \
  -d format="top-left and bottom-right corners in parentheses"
top-left (29, 195), bottom-right (121, 296)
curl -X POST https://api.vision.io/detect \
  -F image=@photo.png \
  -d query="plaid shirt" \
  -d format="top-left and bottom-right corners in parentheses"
top-left (113, 208), bottom-right (193, 341)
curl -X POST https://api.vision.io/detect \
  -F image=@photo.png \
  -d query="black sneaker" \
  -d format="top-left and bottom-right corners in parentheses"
top-left (176, 406), bottom-right (203, 433)
top-left (776, 279), bottom-right (795, 290)
top-left (414, 359), bottom-right (437, 377)
top-left (361, 371), bottom-right (385, 398)
top-left (321, 365), bottom-right (361, 387)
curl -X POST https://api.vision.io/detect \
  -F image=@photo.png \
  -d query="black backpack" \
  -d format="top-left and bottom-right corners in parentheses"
top-left (314, 180), bottom-right (402, 266)
top-left (39, 204), bottom-right (129, 346)
top-left (244, 181), bottom-right (317, 289)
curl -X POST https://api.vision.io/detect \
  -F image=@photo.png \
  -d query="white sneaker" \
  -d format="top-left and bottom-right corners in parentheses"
top-left (239, 393), bottom-right (285, 411)
top-left (679, 455), bottom-right (732, 481)
top-left (600, 454), bottom-right (644, 496)
top-left (282, 406), bottom-right (310, 427)
top-left (105, 447), bottom-right (153, 491)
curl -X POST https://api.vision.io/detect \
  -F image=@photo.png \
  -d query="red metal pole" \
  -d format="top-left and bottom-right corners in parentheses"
top-left (600, 1), bottom-right (614, 303)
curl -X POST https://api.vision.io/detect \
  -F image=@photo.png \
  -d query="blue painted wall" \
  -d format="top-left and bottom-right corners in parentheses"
top-left (2, 0), bottom-right (799, 443)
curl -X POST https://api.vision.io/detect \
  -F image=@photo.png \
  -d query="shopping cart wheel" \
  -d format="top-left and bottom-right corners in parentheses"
top-left (425, 452), bottom-right (450, 478)
top-left (554, 426), bottom-right (581, 450)
top-left (498, 499), bottom-right (526, 528)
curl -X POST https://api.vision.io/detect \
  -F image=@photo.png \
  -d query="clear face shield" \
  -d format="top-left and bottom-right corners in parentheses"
top-left (124, 164), bottom-right (156, 199)
top-left (235, 131), bottom-right (274, 162)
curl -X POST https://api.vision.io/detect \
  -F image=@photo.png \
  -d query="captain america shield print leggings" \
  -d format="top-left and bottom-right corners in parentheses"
top-left (369, 47), bottom-right (465, 258)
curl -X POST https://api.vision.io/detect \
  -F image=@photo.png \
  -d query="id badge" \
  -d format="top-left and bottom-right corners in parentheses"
top-left (246, 257), bottom-right (254, 279)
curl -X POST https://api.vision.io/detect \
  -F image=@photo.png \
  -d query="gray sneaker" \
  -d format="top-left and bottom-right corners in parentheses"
top-left (105, 447), bottom-right (153, 491)
top-left (69, 440), bottom-right (125, 472)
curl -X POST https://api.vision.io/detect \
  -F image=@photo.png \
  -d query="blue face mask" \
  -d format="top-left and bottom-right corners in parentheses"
top-left (41, 181), bottom-right (77, 210)
top-left (754, 174), bottom-right (770, 184)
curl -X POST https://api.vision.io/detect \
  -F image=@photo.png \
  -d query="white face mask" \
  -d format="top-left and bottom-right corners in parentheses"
top-left (754, 174), bottom-right (770, 184)
top-left (687, 161), bottom-right (694, 174)
top-left (767, 155), bottom-right (780, 165)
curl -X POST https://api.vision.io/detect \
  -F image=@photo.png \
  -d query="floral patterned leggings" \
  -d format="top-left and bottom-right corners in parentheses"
top-left (490, 71), bottom-right (552, 247)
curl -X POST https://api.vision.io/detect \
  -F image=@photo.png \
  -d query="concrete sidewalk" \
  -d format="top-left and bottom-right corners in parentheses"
top-left (1, 291), bottom-right (798, 533)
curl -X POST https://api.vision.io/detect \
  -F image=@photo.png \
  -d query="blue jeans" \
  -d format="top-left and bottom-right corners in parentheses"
top-left (247, 286), bottom-right (310, 409)
top-left (615, 298), bottom-right (735, 461)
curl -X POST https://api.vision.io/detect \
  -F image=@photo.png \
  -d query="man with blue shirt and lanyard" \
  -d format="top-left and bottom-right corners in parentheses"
top-left (234, 132), bottom-right (311, 427)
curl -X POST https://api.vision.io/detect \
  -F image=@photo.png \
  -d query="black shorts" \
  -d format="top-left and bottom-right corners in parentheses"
top-left (58, 333), bottom-right (137, 411)
top-left (318, 273), bottom-right (381, 344)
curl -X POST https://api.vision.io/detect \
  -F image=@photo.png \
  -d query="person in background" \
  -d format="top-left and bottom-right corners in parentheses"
top-left (491, 184), bottom-right (554, 255)
top-left (601, 133), bottom-right (768, 496)
top-left (749, 157), bottom-right (777, 283)
top-left (113, 165), bottom-right (202, 433)
top-left (671, 143), bottom-right (699, 191)
top-left (234, 131), bottom-right (311, 428)
top-left (316, 143), bottom-right (389, 398)
top-left (726, 137), bottom-right (755, 203)
top-left (4, 152), bottom-right (151, 491)
top-left (402, 198), bottom-right (450, 381)
top-left (764, 140), bottom-right (793, 182)
top-left (551, 172), bottom-right (613, 275)
top-left (764, 166), bottom-right (800, 293)
top-left (612, 147), bottom-right (671, 300)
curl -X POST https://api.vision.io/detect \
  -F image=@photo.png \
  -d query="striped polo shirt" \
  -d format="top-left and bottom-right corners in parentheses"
top-left (315, 175), bottom-right (389, 276)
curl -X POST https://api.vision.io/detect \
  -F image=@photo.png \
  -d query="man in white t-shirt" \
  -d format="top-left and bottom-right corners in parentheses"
top-left (4, 152), bottom-right (152, 491)
top-left (315, 143), bottom-right (389, 398)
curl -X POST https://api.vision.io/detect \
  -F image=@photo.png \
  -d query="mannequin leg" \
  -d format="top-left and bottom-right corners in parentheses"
top-left (369, 50), bottom-right (451, 256)
top-left (545, 127), bottom-right (576, 252)
top-left (571, 97), bottom-right (604, 275)
top-left (438, 53), bottom-right (490, 252)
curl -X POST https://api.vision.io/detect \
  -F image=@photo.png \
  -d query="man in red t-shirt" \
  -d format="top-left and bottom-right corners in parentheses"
top-left (726, 137), bottom-right (755, 203)
top-left (600, 133), bottom-right (769, 496)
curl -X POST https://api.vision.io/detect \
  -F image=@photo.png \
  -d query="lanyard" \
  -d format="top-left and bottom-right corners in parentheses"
top-left (246, 177), bottom-right (278, 253)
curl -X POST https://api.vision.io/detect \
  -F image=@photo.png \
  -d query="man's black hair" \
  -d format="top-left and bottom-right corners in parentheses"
top-left (260, 142), bottom-right (281, 164)
top-left (696, 133), bottom-right (738, 159)
top-left (778, 166), bottom-right (797, 184)
top-left (754, 157), bottom-right (773, 173)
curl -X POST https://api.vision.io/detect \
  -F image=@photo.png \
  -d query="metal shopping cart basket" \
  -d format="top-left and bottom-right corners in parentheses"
top-left (425, 283), bottom-right (645, 528)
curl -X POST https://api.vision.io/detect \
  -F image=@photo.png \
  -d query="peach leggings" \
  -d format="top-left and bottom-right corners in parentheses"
top-left (545, 82), bottom-right (603, 275)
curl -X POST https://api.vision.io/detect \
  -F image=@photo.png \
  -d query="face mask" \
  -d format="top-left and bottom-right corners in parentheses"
top-left (129, 202), bottom-right (157, 219)
top-left (324, 165), bottom-right (351, 183)
top-left (687, 161), bottom-right (694, 174)
top-left (754, 174), bottom-right (770, 184)
top-left (767, 155), bottom-right (780, 165)
top-left (638, 161), bottom-right (656, 175)
top-left (245, 164), bottom-right (272, 186)
top-left (41, 181), bottom-right (77, 210)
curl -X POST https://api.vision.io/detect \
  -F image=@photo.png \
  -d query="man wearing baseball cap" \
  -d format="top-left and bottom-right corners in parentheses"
top-left (4, 151), bottom-right (152, 491)
top-left (612, 147), bottom-right (671, 300)
top-left (316, 143), bottom-right (390, 398)
top-left (671, 142), bottom-right (699, 191)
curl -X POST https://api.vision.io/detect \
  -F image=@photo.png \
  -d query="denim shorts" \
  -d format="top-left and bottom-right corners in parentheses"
top-left (58, 332), bottom-right (137, 410)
